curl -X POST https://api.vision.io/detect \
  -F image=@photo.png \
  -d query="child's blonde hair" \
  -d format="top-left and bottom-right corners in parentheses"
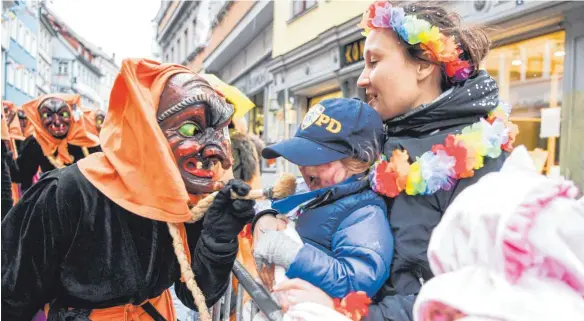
top-left (341, 157), bottom-right (373, 175)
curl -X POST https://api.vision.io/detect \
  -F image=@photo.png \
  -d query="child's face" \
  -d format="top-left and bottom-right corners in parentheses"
top-left (299, 161), bottom-right (351, 191)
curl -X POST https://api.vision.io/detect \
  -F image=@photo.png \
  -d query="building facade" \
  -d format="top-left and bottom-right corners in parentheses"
top-left (36, 8), bottom-right (55, 95)
top-left (44, 6), bottom-right (113, 110)
top-left (2, 0), bottom-right (38, 105)
top-left (93, 52), bottom-right (118, 111)
top-left (265, 0), bottom-right (370, 173)
top-left (448, 0), bottom-right (584, 189)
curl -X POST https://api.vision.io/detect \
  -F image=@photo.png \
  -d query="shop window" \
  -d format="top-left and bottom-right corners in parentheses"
top-left (483, 30), bottom-right (565, 171)
top-left (308, 90), bottom-right (343, 107)
top-left (292, 0), bottom-right (317, 18)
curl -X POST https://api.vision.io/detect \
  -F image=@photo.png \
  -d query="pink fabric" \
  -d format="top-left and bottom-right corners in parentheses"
top-left (31, 310), bottom-right (46, 321)
top-left (414, 146), bottom-right (584, 321)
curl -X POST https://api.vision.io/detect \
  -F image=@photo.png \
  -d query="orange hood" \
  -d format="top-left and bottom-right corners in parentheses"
top-left (77, 58), bottom-right (198, 223)
top-left (2, 101), bottom-right (24, 140)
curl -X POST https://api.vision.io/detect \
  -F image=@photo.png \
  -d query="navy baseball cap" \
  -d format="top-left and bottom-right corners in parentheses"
top-left (262, 98), bottom-right (383, 166)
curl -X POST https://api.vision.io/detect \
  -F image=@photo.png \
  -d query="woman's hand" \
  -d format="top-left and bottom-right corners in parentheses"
top-left (272, 278), bottom-right (334, 312)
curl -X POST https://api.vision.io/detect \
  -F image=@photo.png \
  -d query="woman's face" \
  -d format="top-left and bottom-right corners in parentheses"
top-left (357, 29), bottom-right (422, 121)
top-left (299, 161), bottom-right (351, 191)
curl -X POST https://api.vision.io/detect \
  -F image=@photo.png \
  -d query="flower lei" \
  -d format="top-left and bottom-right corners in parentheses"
top-left (333, 291), bottom-right (372, 321)
top-left (370, 105), bottom-right (519, 197)
top-left (359, 1), bottom-right (473, 82)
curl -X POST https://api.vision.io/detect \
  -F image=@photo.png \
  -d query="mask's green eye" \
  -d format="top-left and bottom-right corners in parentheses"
top-left (178, 123), bottom-right (199, 137)
top-left (62, 111), bottom-right (70, 118)
top-left (42, 112), bottom-right (49, 119)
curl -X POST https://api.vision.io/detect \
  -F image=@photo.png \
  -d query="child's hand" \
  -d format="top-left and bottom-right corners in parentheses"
top-left (253, 230), bottom-right (302, 280)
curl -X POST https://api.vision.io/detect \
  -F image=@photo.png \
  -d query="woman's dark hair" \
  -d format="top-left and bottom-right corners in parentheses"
top-left (397, 1), bottom-right (491, 90)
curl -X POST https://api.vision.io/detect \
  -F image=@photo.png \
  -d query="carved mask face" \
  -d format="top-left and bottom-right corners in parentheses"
top-left (17, 110), bottom-right (27, 133)
top-left (3, 105), bottom-right (16, 126)
top-left (157, 73), bottom-right (234, 195)
top-left (38, 98), bottom-right (72, 139)
top-left (95, 111), bottom-right (105, 133)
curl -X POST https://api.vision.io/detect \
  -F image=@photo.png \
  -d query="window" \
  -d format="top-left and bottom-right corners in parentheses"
top-left (483, 30), bottom-right (565, 169)
top-left (7, 63), bottom-right (15, 85)
top-left (292, 0), bottom-right (317, 18)
top-left (177, 38), bottom-right (182, 62)
top-left (58, 61), bottom-right (68, 75)
top-left (29, 72), bottom-right (35, 96)
top-left (31, 35), bottom-right (37, 57)
top-left (184, 28), bottom-right (190, 55)
top-left (170, 46), bottom-right (175, 62)
top-left (18, 21), bottom-right (25, 47)
top-left (15, 67), bottom-right (22, 90)
top-left (10, 18), bottom-right (17, 39)
top-left (24, 29), bottom-right (30, 52)
top-left (22, 69), bottom-right (29, 93)
top-left (165, 53), bottom-right (169, 62)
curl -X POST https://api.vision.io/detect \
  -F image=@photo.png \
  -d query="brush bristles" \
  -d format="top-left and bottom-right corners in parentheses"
top-left (271, 173), bottom-right (297, 199)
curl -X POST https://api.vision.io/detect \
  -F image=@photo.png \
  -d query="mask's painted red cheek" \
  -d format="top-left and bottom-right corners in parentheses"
top-left (174, 140), bottom-right (202, 158)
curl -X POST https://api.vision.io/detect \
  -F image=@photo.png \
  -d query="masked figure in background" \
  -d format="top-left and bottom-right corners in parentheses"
top-left (1, 101), bottom-right (26, 209)
top-left (16, 94), bottom-right (100, 192)
top-left (2, 58), bottom-right (255, 321)
top-left (1, 108), bottom-right (14, 220)
top-left (83, 108), bottom-right (106, 136)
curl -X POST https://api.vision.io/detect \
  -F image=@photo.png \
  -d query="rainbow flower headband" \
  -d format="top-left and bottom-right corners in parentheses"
top-left (359, 1), bottom-right (473, 82)
top-left (370, 105), bottom-right (519, 198)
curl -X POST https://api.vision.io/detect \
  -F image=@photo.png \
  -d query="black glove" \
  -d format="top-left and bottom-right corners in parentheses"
top-left (202, 179), bottom-right (256, 242)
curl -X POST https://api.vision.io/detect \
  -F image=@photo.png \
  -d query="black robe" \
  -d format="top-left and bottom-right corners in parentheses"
top-left (1, 141), bottom-right (13, 221)
top-left (1, 164), bottom-right (236, 320)
top-left (14, 136), bottom-right (101, 192)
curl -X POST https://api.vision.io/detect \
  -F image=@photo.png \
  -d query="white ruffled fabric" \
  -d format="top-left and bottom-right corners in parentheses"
top-left (414, 146), bottom-right (584, 321)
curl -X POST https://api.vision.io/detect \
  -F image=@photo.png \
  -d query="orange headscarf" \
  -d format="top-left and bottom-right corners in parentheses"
top-left (22, 93), bottom-right (99, 165)
top-left (77, 58), bottom-right (197, 223)
top-left (2, 101), bottom-right (24, 140)
top-left (82, 107), bottom-right (101, 137)
top-left (1, 108), bottom-right (9, 141)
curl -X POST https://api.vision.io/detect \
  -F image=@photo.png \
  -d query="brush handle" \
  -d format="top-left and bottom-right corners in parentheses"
top-left (230, 189), bottom-right (265, 200)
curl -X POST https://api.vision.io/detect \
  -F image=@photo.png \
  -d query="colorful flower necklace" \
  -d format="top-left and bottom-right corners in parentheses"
top-left (359, 1), bottom-right (473, 82)
top-left (370, 105), bottom-right (519, 198)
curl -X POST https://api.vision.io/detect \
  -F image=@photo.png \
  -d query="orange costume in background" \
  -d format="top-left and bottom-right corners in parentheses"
top-left (22, 93), bottom-right (99, 167)
top-left (1, 101), bottom-right (23, 203)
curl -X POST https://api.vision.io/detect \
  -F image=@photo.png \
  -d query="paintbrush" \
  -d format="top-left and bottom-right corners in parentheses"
top-left (189, 173), bottom-right (297, 222)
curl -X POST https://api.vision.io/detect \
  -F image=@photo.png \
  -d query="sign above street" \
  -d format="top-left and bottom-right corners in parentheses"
top-left (341, 38), bottom-right (365, 67)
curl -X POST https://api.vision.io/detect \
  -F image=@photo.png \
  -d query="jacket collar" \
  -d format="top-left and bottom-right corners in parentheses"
top-left (272, 174), bottom-right (369, 214)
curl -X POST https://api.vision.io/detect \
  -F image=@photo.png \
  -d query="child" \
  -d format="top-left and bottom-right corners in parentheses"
top-left (252, 98), bottom-right (394, 299)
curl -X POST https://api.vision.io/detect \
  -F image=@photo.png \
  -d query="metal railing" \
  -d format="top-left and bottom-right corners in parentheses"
top-left (209, 261), bottom-right (283, 321)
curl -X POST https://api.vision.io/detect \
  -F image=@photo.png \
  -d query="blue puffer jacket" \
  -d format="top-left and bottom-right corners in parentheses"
top-left (285, 177), bottom-right (394, 299)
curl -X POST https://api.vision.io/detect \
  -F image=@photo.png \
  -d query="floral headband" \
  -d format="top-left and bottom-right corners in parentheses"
top-left (359, 1), bottom-right (473, 83)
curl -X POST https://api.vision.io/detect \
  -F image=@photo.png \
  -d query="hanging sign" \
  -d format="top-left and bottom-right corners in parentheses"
top-left (341, 38), bottom-right (365, 67)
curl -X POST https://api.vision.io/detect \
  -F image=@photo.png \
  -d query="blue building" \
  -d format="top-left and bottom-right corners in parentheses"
top-left (2, 0), bottom-right (38, 105)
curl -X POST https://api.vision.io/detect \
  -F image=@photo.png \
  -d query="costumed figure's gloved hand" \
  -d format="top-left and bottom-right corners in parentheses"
top-left (253, 230), bottom-right (302, 271)
top-left (203, 179), bottom-right (256, 242)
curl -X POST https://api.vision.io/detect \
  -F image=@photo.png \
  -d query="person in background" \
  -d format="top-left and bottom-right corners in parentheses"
top-left (16, 94), bottom-right (101, 192)
top-left (1, 109), bottom-right (13, 220)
